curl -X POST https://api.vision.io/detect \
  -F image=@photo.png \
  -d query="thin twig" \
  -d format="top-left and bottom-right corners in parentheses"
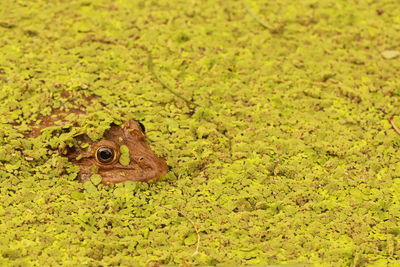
top-left (388, 117), bottom-right (400, 135)
top-left (244, 1), bottom-right (272, 30)
top-left (161, 205), bottom-right (200, 256)
top-left (147, 53), bottom-right (194, 108)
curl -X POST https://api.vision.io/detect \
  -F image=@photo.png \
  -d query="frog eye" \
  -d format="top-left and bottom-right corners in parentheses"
top-left (95, 146), bottom-right (116, 164)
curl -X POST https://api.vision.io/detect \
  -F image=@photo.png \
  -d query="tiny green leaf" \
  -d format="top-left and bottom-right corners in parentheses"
top-left (119, 145), bottom-right (130, 166)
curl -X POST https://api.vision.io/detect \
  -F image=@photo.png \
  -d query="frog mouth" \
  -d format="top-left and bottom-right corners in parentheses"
top-left (97, 161), bottom-right (169, 184)
top-left (74, 157), bottom-right (168, 184)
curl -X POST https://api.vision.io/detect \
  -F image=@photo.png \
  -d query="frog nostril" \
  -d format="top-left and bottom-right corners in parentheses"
top-left (133, 156), bottom-right (145, 163)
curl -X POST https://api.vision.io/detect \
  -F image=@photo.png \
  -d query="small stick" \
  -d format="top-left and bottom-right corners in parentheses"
top-left (147, 53), bottom-right (194, 108)
top-left (388, 117), bottom-right (400, 135)
top-left (160, 205), bottom-right (200, 256)
top-left (244, 1), bottom-right (272, 30)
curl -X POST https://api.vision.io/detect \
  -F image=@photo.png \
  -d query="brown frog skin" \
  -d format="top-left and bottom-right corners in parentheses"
top-left (66, 120), bottom-right (169, 184)
top-left (29, 107), bottom-right (168, 184)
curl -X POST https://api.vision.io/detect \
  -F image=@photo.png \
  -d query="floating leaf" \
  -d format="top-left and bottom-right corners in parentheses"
top-left (70, 191), bottom-right (85, 200)
top-left (381, 50), bottom-right (400, 59)
top-left (90, 174), bottom-right (102, 185)
top-left (183, 232), bottom-right (197, 245)
top-left (83, 181), bottom-right (98, 194)
top-left (119, 145), bottom-right (130, 166)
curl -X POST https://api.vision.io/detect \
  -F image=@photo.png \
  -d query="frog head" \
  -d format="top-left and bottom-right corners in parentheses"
top-left (67, 120), bottom-right (168, 184)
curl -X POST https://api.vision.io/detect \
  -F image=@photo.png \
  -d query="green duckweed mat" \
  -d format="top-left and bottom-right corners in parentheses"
top-left (1, 0), bottom-right (400, 266)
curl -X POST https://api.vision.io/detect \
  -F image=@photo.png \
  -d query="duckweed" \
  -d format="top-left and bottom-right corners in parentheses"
top-left (119, 145), bottom-right (130, 166)
top-left (0, 0), bottom-right (399, 266)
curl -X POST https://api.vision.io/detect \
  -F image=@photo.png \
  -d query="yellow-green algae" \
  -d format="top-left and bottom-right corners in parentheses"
top-left (0, 0), bottom-right (399, 266)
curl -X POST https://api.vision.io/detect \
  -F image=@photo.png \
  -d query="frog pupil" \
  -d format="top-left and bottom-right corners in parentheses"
top-left (100, 150), bottom-right (112, 160)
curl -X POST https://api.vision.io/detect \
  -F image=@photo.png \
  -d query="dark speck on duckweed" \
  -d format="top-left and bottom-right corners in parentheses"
top-left (0, 0), bottom-right (400, 266)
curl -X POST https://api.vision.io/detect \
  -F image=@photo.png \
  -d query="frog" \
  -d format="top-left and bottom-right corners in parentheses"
top-left (28, 96), bottom-right (168, 184)
top-left (65, 119), bottom-right (169, 184)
